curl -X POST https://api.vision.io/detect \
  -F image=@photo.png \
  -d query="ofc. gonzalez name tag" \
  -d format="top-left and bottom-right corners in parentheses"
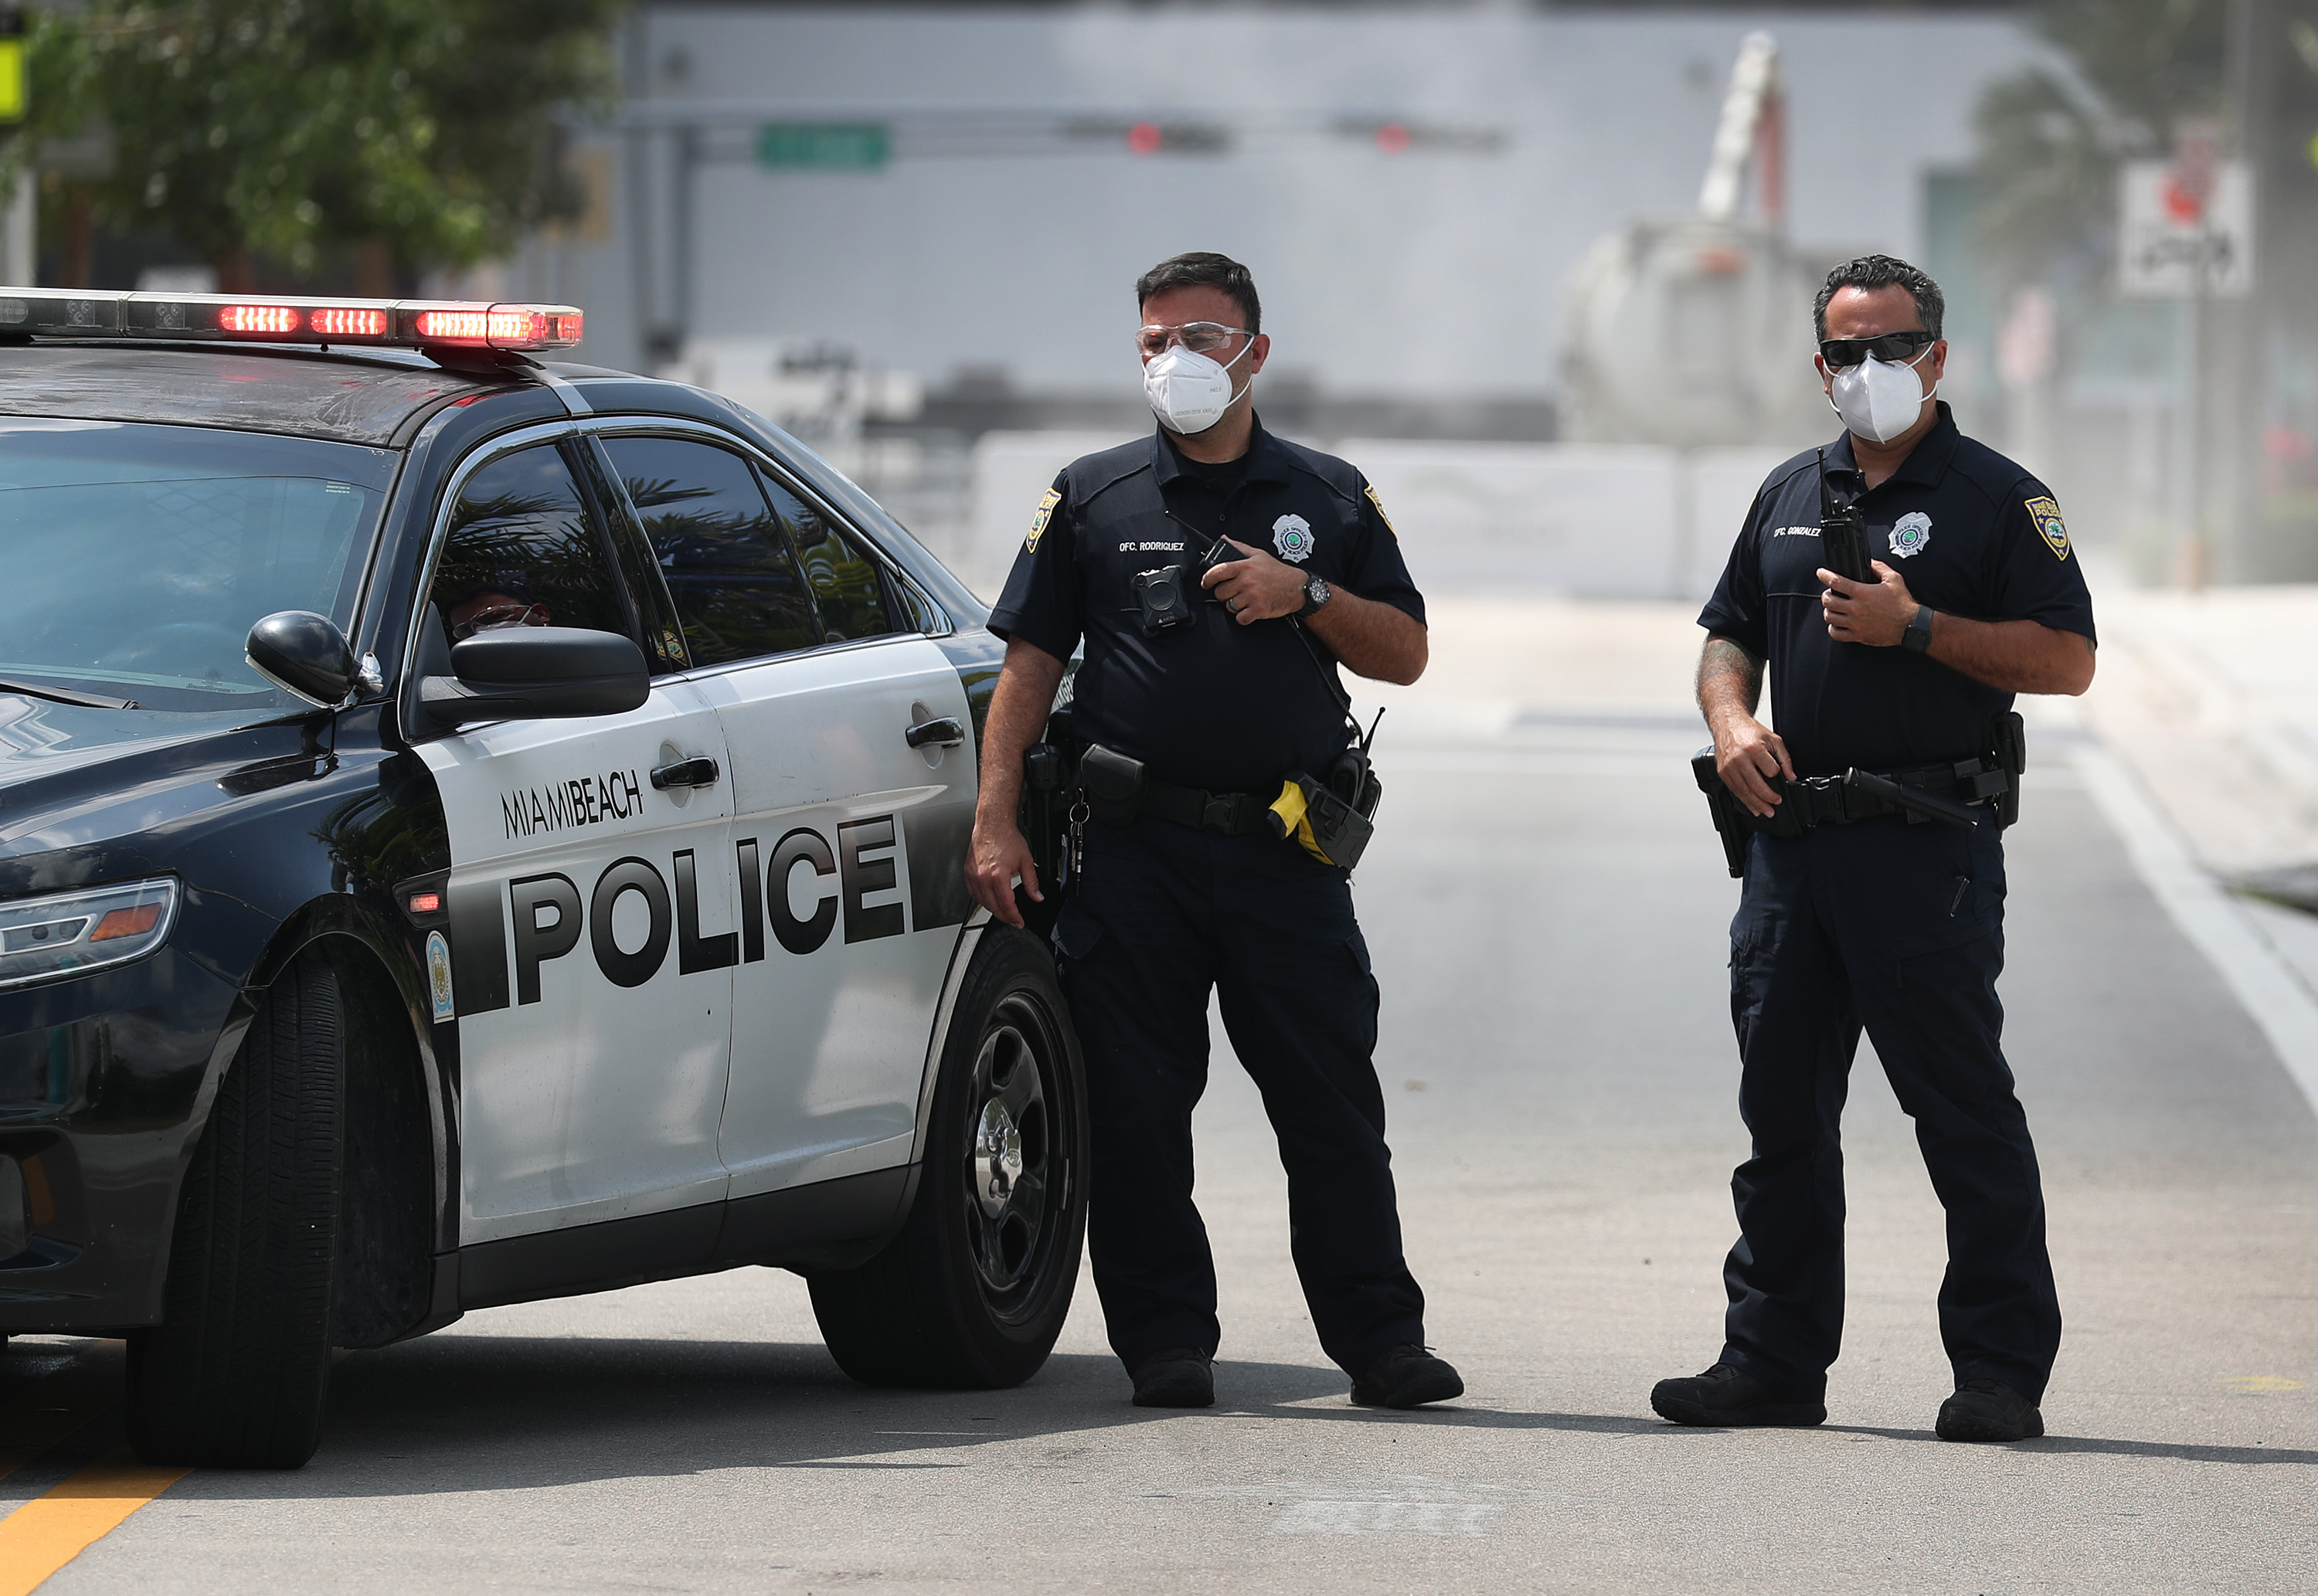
top-left (2024, 495), bottom-right (2070, 561)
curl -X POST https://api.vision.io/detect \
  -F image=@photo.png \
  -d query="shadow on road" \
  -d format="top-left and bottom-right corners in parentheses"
top-left (1806, 1423), bottom-right (2318, 1468)
top-left (256, 1334), bottom-right (1419, 1496)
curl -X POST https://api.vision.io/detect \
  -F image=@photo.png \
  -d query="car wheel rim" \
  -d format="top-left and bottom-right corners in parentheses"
top-left (962, 993), bottom-right (1066, 1314)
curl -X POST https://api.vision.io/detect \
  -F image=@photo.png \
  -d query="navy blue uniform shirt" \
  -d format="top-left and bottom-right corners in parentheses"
top-left (988, 419), bottom-right (1426, 795)
top-left (1698, 403), bottom-right (2095, 777)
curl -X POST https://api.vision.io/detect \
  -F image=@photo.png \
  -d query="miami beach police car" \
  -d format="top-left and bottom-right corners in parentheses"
top-left (0, 288), bottom-right (1083, 1468)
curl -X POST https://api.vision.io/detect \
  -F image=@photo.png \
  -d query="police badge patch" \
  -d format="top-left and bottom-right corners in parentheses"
top-left (1888, 511), bottom-right (1932, 559)
top-left (1364, 484), bottom-right (1398, 538)
top-left (1272, 513), bottom-right (1315, 564)
top-left (2025, 495), bottom-right (2070, 561)
top-left (1025, 487), bottom-right (1061, 552)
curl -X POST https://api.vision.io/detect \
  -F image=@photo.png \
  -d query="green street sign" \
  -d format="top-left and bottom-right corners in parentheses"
top-left (755, 124), bottom-right (889, 172)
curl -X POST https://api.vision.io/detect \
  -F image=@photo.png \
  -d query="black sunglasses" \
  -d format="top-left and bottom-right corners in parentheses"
top-left (1819, 330), bottom-right (1935, 368)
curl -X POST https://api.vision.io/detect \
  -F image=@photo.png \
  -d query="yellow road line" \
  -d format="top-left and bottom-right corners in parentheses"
top-left (0, 1446), bottom-right (187, 1596)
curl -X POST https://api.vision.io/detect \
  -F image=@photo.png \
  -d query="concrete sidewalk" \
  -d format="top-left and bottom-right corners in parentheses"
top-left (1354, 585), bottom-right (2318, 881)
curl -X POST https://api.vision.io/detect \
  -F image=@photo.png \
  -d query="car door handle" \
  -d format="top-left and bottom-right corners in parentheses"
top-left (906, 716), bottom-right (967, 750)
top-left (650, 756), bottom-right (720, 790)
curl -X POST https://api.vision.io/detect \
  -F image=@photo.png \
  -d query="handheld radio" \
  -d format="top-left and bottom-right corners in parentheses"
top-left (1817, 450), bottom-right (1874, 586)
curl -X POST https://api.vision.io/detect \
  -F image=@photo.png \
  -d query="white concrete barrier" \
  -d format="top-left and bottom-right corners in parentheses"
top-left (1339, 440), bottom-right (1678, 599)
top-left (1683, 446), bottom-right (1800, 602)
top-left (965, 430), bottom-right (1140, 599)
top-left (965, 431), bottom-right (1806, 603)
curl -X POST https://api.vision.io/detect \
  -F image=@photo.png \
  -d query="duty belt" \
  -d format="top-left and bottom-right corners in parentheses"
top-left (1137, 776), bottom-right (1275, 837)
top-left (1693, 714), bottom-right (2027, 879)
top-left (1752, 754), bottom-right (2014, 837)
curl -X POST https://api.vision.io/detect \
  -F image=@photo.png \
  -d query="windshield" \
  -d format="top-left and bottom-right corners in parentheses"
top-left (0, 419), bottom-right (393, 712)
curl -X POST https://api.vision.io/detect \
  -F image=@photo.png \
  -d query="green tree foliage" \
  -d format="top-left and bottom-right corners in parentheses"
top-left (21, 1), bottom-right (621, 285)
top-left (1973, 0), bottom-right (2318, 292)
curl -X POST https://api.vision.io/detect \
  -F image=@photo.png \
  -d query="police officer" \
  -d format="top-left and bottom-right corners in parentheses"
top-left (964, 252), bottom-right (1462, 1411)
top-left (1655, 255), bottom-right (2096, 1443)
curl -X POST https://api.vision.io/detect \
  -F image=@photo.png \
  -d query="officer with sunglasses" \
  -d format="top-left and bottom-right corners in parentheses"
top-left (964, 252), bottom-right (1462, 1414)
top-left (1657, 255), bottom-right (2096, 1443)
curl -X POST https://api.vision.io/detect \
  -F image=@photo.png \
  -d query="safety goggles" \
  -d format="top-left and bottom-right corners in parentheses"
top-left (1137, 322), bottom-right (1252, 357)
top-left (1818, 330), bottom-right (1935, 368)
top-left (450, 602), bottom-right (540, 640)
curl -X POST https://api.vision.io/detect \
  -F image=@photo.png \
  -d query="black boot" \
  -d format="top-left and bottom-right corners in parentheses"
top-left (1351, 1344), bottom-right (1463, 1409)
top-left (1130, 1347), bottom-right (1214, 1408)
top-left (1650, 1363), bottom-right (1827, 1428)
top-left (1936, 1379), bottom-right (2043, 1442)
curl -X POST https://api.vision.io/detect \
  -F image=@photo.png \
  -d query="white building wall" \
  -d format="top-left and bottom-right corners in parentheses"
top-left (536, 5), bottom-right (2055, 399)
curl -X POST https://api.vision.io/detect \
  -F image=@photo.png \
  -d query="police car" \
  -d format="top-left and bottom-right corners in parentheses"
top-left (0, 288), bottom-right (1085, 1469)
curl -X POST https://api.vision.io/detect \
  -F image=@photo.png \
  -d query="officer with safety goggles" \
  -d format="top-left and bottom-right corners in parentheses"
top-left (964, 251), bottom-right (1462, 1412)
top-left (1657, 254), bottom-right (2097, 1443)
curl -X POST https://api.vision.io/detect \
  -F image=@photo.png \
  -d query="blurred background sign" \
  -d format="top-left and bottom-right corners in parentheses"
top-left (755, 124), bottom-right (889, 173)
top-left (2118, 158), bottom-right (2255, 298)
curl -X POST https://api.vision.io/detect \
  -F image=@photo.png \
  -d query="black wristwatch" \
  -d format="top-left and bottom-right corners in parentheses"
top-left (1297, 575), bottom-right (1333, 619)
top-left (1902, 603), bottom-right (1935, 654)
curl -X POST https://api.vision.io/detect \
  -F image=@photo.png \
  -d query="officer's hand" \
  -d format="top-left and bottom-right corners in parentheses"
top-left (1199, 539), bottom-right (1306, 624)
top-left (1819, 561), bottom-right (1915, 647)
top-left (1712, 714), bottom-right (1795, 819)
top-left (965, 817), bottom-right (1038, 929)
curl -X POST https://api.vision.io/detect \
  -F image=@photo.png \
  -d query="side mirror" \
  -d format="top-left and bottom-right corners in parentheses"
top-left (246, 610), bottom-right (357, 708)
top-left (419, 627), bottom-right (650, 730)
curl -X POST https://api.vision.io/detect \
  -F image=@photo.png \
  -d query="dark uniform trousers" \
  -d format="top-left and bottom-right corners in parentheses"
top-left (1724, 814), bottom-right (2062, 1404)
top-left (1052, 812), bottom-right (1427, 1378)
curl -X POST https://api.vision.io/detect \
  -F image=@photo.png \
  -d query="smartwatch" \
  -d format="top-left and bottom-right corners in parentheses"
top-left (1902, 603), bottom-right (1935, 654)
top-left (1297, 575), bottom-right (1333, 618)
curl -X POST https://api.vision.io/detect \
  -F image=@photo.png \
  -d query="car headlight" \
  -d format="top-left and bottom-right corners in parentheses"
top-left (0, 878), bottom-right (179, 990)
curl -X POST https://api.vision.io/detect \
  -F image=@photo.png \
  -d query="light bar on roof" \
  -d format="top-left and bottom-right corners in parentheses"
top-left (0, 288), bottom-right (582, 354)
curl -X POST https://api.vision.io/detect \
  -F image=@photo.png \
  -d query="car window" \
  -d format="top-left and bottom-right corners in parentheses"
top-left (427, 445), bottom-right (630, 648)
top-left (760, 473), bottom-right (899, 646)
top-left (0, 419), bottom-right (389, 711)
top-left (601, 436), bottom-right (819, 667)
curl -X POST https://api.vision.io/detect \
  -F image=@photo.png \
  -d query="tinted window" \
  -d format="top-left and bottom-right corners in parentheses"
top-left (762, 475), bottom-right (898, 645)
top-left (428, 446), bottom-right (628, 646)
top-left (0, 419), bottom-right (389, 711)
top-left (603, 436), bottom-right (818, 667)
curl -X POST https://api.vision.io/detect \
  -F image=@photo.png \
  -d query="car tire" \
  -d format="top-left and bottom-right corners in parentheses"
top-left (127, 955), bottom-right (345, 1469)
top-left (810, 925), bottom-right (1086, 1388)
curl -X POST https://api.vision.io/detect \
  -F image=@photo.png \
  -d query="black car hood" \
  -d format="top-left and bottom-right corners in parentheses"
top-left (0, 694), bottom-right (328, 871)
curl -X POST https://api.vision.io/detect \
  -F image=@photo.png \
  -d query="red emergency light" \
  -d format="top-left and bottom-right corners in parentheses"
top-left (216, 304), bottom-right (301, 335)
top-left (310, 306), bottom-right (389, 338)
top-left (0, 287), bottom-right (583, 356)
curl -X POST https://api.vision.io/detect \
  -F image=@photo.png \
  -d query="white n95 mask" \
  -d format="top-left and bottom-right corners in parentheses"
top-left (1828, 345), bottom-right (1937, 445)
top-left (1142, 338), bottom-right (1253, 435)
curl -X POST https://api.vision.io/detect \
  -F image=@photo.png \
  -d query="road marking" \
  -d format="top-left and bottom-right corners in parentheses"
top-left (1273, 1499), bottom-right (1502, 1536)
top-left (1187, 1474), bottom-right (1522, 1536)
top-left (2222, 1376), bottom-right (2306, 1392)
top-left (2074, 746), bottom-right (2318, 1117)
top-left (0, 1446), bottom-right (188, 1596)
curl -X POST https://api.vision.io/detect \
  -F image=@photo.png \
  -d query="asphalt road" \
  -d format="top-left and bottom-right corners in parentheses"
top-left (8, 709), bottom-right (2318, 1594)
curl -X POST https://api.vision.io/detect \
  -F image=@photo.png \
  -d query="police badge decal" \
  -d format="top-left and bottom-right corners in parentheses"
top-left (1272, 513), bottom-right (1315, 564)
top-left (1888, 511), bottom-right (1932, 559)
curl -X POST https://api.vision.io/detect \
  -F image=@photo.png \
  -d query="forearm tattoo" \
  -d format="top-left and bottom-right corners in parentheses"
top-left (1698, 636), bottom-right (1764, 716)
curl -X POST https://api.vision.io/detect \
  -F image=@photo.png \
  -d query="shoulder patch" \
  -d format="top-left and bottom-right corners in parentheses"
top-left (1025, 487), bottom-right (1061, 552)
top-left (2024, 495), bottom-right (2069, 561)
top-left (1363, 484), bottom-right (1397, 538)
